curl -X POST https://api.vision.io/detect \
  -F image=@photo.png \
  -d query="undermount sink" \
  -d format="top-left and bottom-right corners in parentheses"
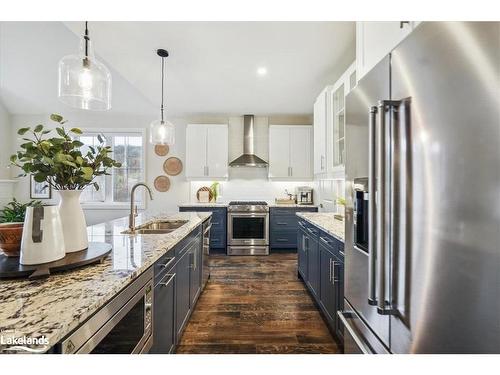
top-left (122, 220), bottom-right (189, 235)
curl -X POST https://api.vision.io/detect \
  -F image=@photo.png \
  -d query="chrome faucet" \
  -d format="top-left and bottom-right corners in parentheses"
top-left (129, 182), bottom-right (154, 231)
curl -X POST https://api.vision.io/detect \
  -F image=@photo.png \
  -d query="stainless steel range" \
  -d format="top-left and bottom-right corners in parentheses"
top-left (227, 201), bottom-right (269, 255)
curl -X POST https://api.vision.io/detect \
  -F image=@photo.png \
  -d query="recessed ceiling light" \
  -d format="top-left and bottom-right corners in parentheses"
top-left (257, 67), bottom-right (267, 76)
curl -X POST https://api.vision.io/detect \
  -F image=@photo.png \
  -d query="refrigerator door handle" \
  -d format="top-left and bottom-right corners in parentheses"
top-left (389, 97), bottom-right (412, 320)
top-left (377, 100), bottom-right (401, 316)
top-left (375, 100), bottom-right (388, 314)
top-left (368, 106), bottom-right (378, 305)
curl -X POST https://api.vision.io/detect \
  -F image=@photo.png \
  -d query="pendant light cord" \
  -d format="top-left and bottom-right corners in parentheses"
top-left (160, 56), bottom-right (165, 123)
top-left (84, 21), bottom-right (89, 58)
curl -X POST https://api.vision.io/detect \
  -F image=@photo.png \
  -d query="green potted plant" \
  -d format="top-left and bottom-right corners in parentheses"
top-left (335, 197), bottom-right (346, 221)
top-left (10, 114), bottom-right (121, 253)
top-left (0, 198), bottom-right (41, 257)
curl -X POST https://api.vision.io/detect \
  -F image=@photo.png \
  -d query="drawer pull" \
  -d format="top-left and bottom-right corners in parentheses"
top-left (319, 237), bottom-right (334, 246)
top-left (158, 257), bottom-right (175, 269)
top-left (160, 273), bottom-right (176, 287)
top-left (212, 222), bottom-right (220, 225)
top-left (276, 222), bottom-right (288, 225)
top-left (276, 238), bottom-right (289, 242)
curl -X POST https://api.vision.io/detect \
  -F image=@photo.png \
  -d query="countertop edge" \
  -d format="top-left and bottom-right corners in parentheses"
top-left (296, 212), bottom-right (345, 242)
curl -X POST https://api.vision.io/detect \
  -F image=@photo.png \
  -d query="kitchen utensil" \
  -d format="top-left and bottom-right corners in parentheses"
top-left (196, 187), bottom-right (213, 202)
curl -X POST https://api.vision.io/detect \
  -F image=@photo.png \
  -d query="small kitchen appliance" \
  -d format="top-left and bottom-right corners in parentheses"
top-left (295, 186), bottom-right (313, 205)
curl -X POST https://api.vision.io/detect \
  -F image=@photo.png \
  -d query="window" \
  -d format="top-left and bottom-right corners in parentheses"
top-left (79, 130), bottom-right (145, 207)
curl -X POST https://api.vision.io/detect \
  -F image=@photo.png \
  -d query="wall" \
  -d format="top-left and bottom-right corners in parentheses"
top-left (315, 178), bottom-right (345, 213)
top-left (9, 113), bottom-right (313, 225)
top-left (0, 100), bottom-right (11, 179)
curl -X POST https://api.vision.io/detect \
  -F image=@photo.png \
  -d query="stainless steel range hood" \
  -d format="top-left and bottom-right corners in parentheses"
top-left (229, 115), bottom-right (268, 168)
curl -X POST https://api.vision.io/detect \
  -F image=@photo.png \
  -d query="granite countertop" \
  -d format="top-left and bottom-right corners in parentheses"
top-left (178, 202), bottom-right (228, 207)
top-left (267, 203), bottom-right (318, 208)
top-left (296, 212), bottom-right (345, 242)
top-left (0, 211), bottom-right (210, 354)
top-left (179, 202), bottom-right (318, 208)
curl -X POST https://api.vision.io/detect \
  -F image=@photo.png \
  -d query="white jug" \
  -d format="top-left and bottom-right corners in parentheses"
top-left (20, 205), bottom-right (66, 265)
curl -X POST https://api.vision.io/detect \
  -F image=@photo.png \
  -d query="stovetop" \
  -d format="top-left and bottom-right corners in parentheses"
top-left (227, 201), bottom-right (269, 212)
top-left (228, 201), bottom-right (268, 206)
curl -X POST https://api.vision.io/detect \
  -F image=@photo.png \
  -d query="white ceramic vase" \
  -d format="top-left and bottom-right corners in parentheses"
top-left (20, 205), bottom-right (65, 265)
top-left (56, 190), bottom-right (88, 253)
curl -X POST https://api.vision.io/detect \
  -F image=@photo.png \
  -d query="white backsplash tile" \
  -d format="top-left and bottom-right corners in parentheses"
top-left (189, 179), bottom-right (314, 203)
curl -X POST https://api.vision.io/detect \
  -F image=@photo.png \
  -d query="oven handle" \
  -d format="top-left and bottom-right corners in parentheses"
top-left (229, 212), bottom-right (269, 218)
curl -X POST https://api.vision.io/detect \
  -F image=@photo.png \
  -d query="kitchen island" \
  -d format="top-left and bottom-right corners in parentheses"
top-left (0, 211), bottom-right (210, 354)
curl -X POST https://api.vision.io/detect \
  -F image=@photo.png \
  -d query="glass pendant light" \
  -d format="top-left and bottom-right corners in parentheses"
top-left (58, 21), bottom-right (112, 111)
top-left (150, 49), bottom-right (175, 145)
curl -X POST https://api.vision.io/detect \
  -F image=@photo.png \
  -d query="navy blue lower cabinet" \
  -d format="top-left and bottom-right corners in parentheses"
top-left (333, 252), bottom-right (344, 341)
top-left (179, 207), bottom-right (227, 250)
top-left (297, 227), bottom-right (308, 279)
top-left (319, 243), bottom-right (337, 325)
top-left (306, 228), bottom-right (320, 298)
top-left (151, 272), bottom-right (176, 354)
top-left (269, 207), bottom-right (318, 250)
top-left (189, 235), bottom-right (202, 307)
top-left (297, 218), bottom-right (345, 342)
top-left (175, 249), bottom-right (191, 339)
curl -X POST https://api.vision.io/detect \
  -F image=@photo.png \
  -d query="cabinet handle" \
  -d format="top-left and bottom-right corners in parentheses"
top-left (320, 155), bottom-right (324, 170)
top-left (276, 238), bottom-right (288, 242)
top-left (159, 257), bottom-right (175, 269)
top-left (206, 166), bottom-right (209, 176)
top-left (276, 222), bottom-right (288, 225)
top-left (332, 261), bottom-right (339, 285)
top-left (212, 222), bottom-right (220, 225)
top-left (319, 236), bottom-right (333, 247)
top-left (307, 228), bottom-right (317, 235)
top-left (329, 258), bottom-right (332, 282)
top-left (160, 273), bottom-right (176, 288)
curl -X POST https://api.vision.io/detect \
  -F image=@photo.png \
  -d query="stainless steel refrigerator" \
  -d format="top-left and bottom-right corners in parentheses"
top-left (340, 22), bottom-right (500, 354)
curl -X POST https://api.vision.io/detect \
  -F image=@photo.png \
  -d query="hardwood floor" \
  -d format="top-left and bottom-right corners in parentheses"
top-left (176, 253), bottom-right (340, 354)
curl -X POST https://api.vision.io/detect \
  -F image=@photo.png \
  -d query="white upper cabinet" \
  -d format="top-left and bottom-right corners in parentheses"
top-left (289, 126), bottom-right (312, 179)
top-left (269, 125), bottom-right (312, 180)
top-left (313, 87), bottom-right (331, 175)
top-left (356, 21), bottom-right (420, 81)
top-left (314, 62), bottom-right (356, 179)
top-left (329, 61), bottom-right (356, 172)
top-left (185, 124), bottom-right (228, 180)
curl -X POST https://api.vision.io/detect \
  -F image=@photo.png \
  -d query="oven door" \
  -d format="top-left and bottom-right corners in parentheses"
top-left (228, 212), bottom-right (269, 246)
top-left (61, 269), bottom-right (153, 354)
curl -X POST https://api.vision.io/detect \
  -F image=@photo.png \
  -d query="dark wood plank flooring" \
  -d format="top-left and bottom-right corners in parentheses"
top-left (176, 253), bottom-right (340, 354)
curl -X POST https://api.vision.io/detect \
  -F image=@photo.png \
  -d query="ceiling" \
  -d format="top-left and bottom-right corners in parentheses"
top-left (1, 21), bottom-right (355, 117)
